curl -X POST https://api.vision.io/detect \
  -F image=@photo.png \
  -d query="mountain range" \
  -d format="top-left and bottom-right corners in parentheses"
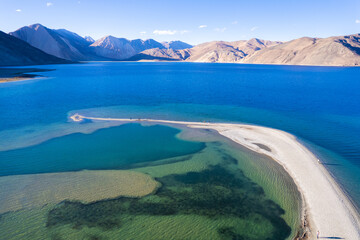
top-left (0, 30), bottom-right (68, 66)
top-left (142, 38), bottom-right (281, 63)
top-left (241, 35), bottom-right (360, 66)
top-left (8, 24), bottom-right (192, 62)
top-left (1, 23), bottom-right (360, 66)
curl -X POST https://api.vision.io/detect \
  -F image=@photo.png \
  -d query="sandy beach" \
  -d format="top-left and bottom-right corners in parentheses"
top-left (71, 114), bottom-right (360, 239)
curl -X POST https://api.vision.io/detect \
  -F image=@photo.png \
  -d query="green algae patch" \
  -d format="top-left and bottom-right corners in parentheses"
top-left (46, 165), bottom-right (291, 240)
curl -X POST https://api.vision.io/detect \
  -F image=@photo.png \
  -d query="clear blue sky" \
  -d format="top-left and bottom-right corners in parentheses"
top-left (1, 0), bottom-right (359, 44)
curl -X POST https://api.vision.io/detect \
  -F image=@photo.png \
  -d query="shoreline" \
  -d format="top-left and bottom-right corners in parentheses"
top-left (0, 76), bottom-right (46, 83)
top-left (0, 76), bottom-right (34, 83)
top-left (71, 114), bottom-right (360, 239)
top-left (81, 60), bottom-right (360, 67)
top-left (0, 68), bottom-right (53, 83)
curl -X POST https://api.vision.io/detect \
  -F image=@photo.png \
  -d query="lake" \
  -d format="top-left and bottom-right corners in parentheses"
top-left (0, 62), bottom-right (359, 239)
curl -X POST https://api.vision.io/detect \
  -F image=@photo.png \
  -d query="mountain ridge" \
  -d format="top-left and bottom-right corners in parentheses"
top-left (10, 24), bottom-right (88, 61)
top-left (242, 34), bottom-right (360, 66)
top-left (9, 24), bottom-right (193, 61)
top-left (4, 23), bottom-right (360, 66)
top-left (130, 38), bottom-right (281, 63)
top-left (129, 35), bottom-right (360, 66)
top-left (0, 30), bottom-right (69, 66)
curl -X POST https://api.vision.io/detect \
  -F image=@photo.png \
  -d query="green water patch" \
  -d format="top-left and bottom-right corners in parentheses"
top-left (46, 164), bottom-right (291, 240)
top-left (146, 126), bottom-right (301, 239)
top-left (209, 136), bottom-right (302, 239)
top-left (0, 123), bottom-right (204, 176)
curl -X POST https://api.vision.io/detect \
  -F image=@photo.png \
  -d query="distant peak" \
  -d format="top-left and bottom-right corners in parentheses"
top-left (97, 35), bottom-right (130, 43)
top-left (163, 40), bottom-right (184, 44)
top-left (247, 38), bottom-right (263, 44)
top-left (28, 23), bottom-right (45, 30)
top-left (104, 35), bottom-right (116, 39)
top-left (84, 36), bottom-right (95, 43)
top-left (94, 35), bottom-right (115, 43)
top-left (161, 40), bottom-right (193, 50)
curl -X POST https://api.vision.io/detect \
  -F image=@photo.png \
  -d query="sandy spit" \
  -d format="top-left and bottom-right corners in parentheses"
top-left (70, 114), bottom-right (360, 239)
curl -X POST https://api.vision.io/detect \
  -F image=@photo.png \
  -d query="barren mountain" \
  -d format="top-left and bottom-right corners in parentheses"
top-left (7, 24), bottom-right (360, 66)
top-left (129, 35), bottom-right (360, 66)
top-left (129, 38), bottom-right (280, 62)
top-left (0, 30), bottom-right (68, 66)
top-left (230, 38), bottom-right (281, 56)
top-left (90, 36), bottom-right (137, 60)
top-left (131, 48), bottom-right (190, 60)
top-left (184, 41), bottom-right (246, 62)
top-left (90, 37), bottom-right (193, 60)
top-left (90, 36), bottom-right (182, 60)
top-left (131, 39), bottom-right (165, 53)
top-left (242, 34), bottom-right (360, 66)
top-left (162, 41), bottom-right (193, 50)
top-left (9, 24), bottom-right (95, 61)
top-left (9, 24), bottom-right (194, 61)
top-left (185, 38), bottom-right (280, 62)
top-left (84, 36), bottom-right (95, 43)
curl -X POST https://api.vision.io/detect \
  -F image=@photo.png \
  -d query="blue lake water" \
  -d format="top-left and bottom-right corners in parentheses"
top-left (0, 62), bottom-right (360, 209)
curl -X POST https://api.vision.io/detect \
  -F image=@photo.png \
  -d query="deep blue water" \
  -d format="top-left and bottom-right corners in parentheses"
top-left (0, 62), bottom-right (359, 207)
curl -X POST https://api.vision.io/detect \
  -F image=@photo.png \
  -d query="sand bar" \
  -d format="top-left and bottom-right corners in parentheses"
top-left (0, 76), bottom-right (34, 83)
top-left (0, 170), bottom-right (159, 214)
top-left (0, 68), bottom-right (51, 83)
top-left (71, 113), bottom-right (360, 239)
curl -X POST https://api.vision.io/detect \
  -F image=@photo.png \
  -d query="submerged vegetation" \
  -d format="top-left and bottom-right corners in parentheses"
top-left (47, 164), bottom-right (291, 240)
top-left (0, 125), bottom-right (298, 240)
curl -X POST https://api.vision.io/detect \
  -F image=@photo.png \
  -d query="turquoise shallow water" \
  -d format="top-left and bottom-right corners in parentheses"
top-left (0, 123), bottom-right (301, 240)
top-left (0, 123), bottom-right (204, 176)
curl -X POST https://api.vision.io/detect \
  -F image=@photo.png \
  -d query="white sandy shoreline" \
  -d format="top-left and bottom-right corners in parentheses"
top-left (70, 114), bottom-right (360, 239)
